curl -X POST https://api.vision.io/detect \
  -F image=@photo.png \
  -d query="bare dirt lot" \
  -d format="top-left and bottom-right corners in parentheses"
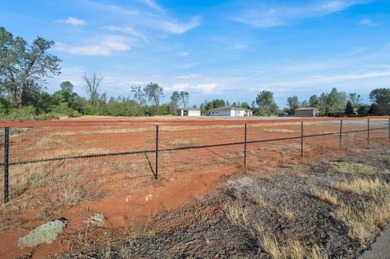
top-left (0, 116), bottom-right (388, 258)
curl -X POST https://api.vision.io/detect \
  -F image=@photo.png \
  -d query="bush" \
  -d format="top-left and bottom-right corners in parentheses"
top-left (1, 106), bottom-right (37, 120)
top-left (69, 111), bottom-right (81, 118)
top-left (50, 103), bottom-right (74, 116)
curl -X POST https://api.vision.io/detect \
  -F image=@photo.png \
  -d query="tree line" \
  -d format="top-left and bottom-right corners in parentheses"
top-left (0, 26), bottom-right (389, 119)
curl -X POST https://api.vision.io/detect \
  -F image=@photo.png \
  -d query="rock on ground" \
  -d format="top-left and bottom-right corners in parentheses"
top-left (18, 218), bottom-right (68, 248)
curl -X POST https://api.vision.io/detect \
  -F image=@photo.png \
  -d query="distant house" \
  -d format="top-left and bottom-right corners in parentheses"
top-left (294, 107), bottom-right (319, 117)
top-left (206, 106), bottom-right (253, 117)
top-left (177, 108), bottom-right (201, 117)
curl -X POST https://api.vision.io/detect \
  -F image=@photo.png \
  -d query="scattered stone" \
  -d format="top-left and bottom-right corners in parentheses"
top-left (18, 218), bottom-right (68, 248)
top-left (145, 194), bottom-right (153, 201)
top-left (86, 213), bottom-right (106, 227)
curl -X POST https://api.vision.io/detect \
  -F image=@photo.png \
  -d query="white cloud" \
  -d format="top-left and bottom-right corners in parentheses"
top-left (233, 0), bottom-right (370, 28)
top-left (105, 25), bottom-right (148, 41)
top-left (143, 0), bottom-right (164, 11)
top-left (359, 18), bottom-right (377, 26)
top-left (171, 83), bottom-right (219, 94)
top-left (56, 35), bottom-right (132, 56)
top-left (231, 43), bottom-right (248, 50)
top-left (179, 51), bottom-right (191, 57)
top-left (158, 17), bottom-right (201, 34)
top-left (181, 62), bottom-right (200, 68)
top-left (89, 1), bottom-right (200, 35)
top-left (57, 17), bottom-right (87, 26)
top-left (174, 74), bottom-right (201, 79)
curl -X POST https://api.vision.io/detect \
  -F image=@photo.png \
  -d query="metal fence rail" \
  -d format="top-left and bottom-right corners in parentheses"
top-left (1, 118), bottom-right (389, 203)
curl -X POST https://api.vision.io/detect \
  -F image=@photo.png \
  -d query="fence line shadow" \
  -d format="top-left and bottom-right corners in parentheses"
top-left (144, 152), bottom-right (156, 178)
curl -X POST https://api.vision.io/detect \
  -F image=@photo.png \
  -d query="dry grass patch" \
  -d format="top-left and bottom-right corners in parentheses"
top-left (170, 139), bottom-right (194, 148)
top-left (7, 162), bottom-right (61, 197)
top-left (261, 233), bottom-right (327, 259)
top-left (263, 129), bottom-right (295, 133)
top-left (252, 195), bottom-right (269, 207)
top-left (332, 177), bottom-right (390, 245)
top-left (332, 178), bottom-right (386, 195)
top-left (279, 207), bottom-right (295, 220)
top-left (332, 162), bottom-right (376, 175)
top-left (222, 201), bottom-right (250, 227)
top-left (313, 190), bottom-right (338, 205)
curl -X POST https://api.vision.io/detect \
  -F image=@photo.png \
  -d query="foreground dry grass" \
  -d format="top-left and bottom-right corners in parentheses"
top-left (332, 177), bottom-right (390, 245)
top-left (216, 144), bottom-right (390, 258)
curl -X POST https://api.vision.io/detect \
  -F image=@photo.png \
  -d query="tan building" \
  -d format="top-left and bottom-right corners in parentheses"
top-left (294, 107), bottom-right (319, 117)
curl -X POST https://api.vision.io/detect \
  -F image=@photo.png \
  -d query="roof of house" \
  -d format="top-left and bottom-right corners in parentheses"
top-left (178, 108), bottom-right (200, 111)
top-left (295, 107), bottom-right (318, 111)
top-left (207, 106), bottom-right (248, 112)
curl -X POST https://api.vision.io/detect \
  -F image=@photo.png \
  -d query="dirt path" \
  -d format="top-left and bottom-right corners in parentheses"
top-left (359, 223), bottom-right (390, 259)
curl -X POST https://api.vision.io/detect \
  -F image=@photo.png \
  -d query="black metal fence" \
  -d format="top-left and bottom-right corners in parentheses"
top-left (1, 118), bottom-right (389, 203)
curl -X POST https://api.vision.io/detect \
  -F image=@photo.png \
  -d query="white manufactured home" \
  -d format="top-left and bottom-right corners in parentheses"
top-left (206, 107), bottom-right (253, 117)
top-left (177, 108), bottom-right (201, 117)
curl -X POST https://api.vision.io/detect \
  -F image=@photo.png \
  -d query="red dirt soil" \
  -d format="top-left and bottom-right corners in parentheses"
top-left (0, 116), bottom-right (388, 258)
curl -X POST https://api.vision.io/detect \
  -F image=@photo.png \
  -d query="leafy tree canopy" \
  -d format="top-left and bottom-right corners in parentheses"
top-left (255, 90), bottom-right (278, 116)
top-left (0, 26), bottom-right (61, 108)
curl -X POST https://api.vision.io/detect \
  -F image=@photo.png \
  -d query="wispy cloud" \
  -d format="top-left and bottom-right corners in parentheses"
top-left (57, 17), bottom-right (87, 26)
top-left (157, 17), bottom-right (201, 34)
top-left (89, 1), bottom-right (200, 35)
top-left (233, 0), bottom-right (370, 28)
top-left (56, 35), bottom-right (132, 56)
top-left (143, 0), bottom-right (164, 11)
top-left (171, 83), bottom-right (219, 94)
top-left (104, 25), bottom-right (148, 42)
top-left (174, 73), bottom-right (201, 79)
top-left (178, 51), bottom-right (191, 57)
top-left (231, 43), bottom-right (248, 50)
top-left (359, 18), bottom-right (377, 26)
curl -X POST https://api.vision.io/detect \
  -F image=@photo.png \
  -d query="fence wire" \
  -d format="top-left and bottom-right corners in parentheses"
top-left (0, 118), bottom-right (389, 203)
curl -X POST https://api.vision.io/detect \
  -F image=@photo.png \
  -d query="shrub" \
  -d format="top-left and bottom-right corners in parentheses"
top-left (70, 110), bottom-right (81, 118)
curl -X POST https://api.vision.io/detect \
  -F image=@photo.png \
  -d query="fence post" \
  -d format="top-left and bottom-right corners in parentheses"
top-left (388, 118), bottom-right (389, 140)
top-left (244, 123), bottom-right (247, 169)
top-left (339, 120), bottom-right (343, 148)
top-left (367, 119), bottom-right (370, 144)
top-left (301, 121), bottom-right (304, 157)
top-left (4, 127), bottom-right (9, 203)
top-left (155, 125), bottom-right (159, 180)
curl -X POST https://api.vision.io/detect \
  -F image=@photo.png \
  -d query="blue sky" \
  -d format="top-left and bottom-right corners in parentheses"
top-left (1, 0), bottom-right (390, 108)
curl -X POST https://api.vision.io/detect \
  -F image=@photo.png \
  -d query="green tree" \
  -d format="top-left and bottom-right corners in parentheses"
top-left (348, 93), bottom-right (362, 106)
top-left (179, 91), bottom-right (189, 108)
top-left (286, 95), bottom-right (300, 115)
top-left (144, 82), bottom-right (163, 114)
top-left (241, 102), bottom-right (250, 109)
top-left (357, 104), bottom-right (369, 116)
top-left (309, 95), bottom-right (319, 108)
top-left (131, 86), bottom-right (146, 106)
top-left (318, 88), bottom-right (347, 116)
top-left (59, 81), bottom-right (75, 104)
top-left (0, 26), bottom-right (61, 108)
top-left (369, 88), bottom-right (390, 115)
top-left (256, 90), bottom-right (278, 116)
top-left (205, 99), bottom-right (225, 111)
top-left (345, 101), bottom-right (354, 115)
top-left (169, 91), bottom-right (181, 115)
